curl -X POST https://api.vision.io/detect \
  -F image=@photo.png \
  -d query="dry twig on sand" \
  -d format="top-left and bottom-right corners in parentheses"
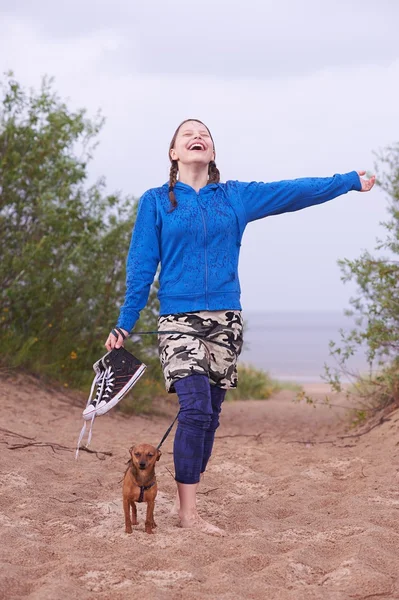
top-left (289, 416), bottom-right (389, 446)
top-left (3, 438), bottom-right (112, 460)
top-left (0, 427), bottom-right (36, 440)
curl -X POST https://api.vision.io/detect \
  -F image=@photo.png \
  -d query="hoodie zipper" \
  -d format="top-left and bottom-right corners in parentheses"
top-left (196, 191), bottom-right (209, 309)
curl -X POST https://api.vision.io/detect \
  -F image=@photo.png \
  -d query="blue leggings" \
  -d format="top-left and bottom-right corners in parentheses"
top-left (173, 374), bottom-right (226, 484)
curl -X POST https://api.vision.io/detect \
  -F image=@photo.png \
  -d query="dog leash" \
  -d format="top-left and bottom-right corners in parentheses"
top-left (156, 412), bottom-right (179, 451)
top-left (111, 326), bottom-right (237, 451)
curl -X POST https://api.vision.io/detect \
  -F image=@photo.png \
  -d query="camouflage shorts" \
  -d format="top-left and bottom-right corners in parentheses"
top-left (158, 310), bottom-right (244, 393)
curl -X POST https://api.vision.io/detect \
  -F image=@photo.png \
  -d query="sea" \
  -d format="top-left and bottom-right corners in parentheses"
top-left (240, 310), bottom-right (369, 383)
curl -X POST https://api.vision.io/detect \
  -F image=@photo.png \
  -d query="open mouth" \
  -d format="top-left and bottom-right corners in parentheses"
top-left (188, 142), bottom-right (206, 151)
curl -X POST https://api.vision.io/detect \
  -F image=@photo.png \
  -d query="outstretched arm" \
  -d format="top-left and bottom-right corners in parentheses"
top-left (236, 170), bottom-right (376, 223)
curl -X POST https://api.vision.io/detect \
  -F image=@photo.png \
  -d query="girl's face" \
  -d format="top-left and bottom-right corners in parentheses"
top-left (170, 120), bottom-right (215, 167)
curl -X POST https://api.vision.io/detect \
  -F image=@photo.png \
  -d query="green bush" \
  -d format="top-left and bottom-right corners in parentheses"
top-left (326, 142), bottom-right (399, 415)
top-left (0, 73), bottom-right (164, 401)
top-left (349, 360), bottom-right (399, 413)
top-left (228, 364), bottom-right (278, 400)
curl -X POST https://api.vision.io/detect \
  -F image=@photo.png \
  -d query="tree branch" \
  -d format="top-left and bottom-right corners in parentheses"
top-left (5, 440), bottom-right (112, 459)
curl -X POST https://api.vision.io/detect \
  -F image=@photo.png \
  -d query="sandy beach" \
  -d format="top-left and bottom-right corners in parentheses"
top-left (1, 375), bottom-right (399, 599)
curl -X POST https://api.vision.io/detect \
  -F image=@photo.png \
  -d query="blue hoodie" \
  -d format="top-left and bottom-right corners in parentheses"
top-left (117, 171), bottom-right (361, 332)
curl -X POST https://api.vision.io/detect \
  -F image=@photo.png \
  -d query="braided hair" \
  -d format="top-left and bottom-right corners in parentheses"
top-left (208, 160), bottom-right (220, 184)
top-left (168, 160), bottom-right (179, 209)
top-left (168, 119), bottom-right (220, 210)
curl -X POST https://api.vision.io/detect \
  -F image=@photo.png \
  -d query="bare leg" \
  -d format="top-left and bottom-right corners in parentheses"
top-left (171, 481), bottom-right (198, 515)
top-left (177, 482), bottom-right (225, 535)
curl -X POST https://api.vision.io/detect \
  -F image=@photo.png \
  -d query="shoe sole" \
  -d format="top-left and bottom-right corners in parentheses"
top-left (82, 363), bottom-right (147, 420)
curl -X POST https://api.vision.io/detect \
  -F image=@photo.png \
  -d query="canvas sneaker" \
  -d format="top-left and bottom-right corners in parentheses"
top-left (82, 347), bottom-right (146, 419)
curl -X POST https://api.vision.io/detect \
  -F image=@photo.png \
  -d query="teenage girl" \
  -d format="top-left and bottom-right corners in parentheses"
top-left (105, 119), bottom-right (375, 533)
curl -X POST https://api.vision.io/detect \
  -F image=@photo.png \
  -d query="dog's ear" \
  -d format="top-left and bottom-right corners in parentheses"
top-left (156, 449), bottom-right (162, 461)
top-left (129, 445), bottom-right (135, 456)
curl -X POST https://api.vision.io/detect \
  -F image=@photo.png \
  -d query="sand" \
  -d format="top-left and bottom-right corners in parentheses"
top-left (1, 376), bottom-right (399, 600)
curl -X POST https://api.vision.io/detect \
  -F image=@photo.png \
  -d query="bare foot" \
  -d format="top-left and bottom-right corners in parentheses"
top-left (179, 513), bottom-right (226, 536)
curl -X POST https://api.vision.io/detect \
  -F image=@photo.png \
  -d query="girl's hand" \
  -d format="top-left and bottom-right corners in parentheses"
top-left (357, 170), bottom-right (376, 192)
top-left (105, 327), bottom-right (129, 351)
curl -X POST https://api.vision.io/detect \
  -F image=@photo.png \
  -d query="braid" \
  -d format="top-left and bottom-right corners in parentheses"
top-left (168, 160), bottom-right (178, 210)
top-left (208, 160), bottom-right (220, 184)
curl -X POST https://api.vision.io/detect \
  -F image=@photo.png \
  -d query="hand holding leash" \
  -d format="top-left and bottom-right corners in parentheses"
top-left (105, 327), bottom-right (129, 351)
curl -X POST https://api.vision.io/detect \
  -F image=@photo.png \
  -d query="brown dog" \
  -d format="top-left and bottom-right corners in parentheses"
top-left (122, 443), bottom-right (161, 534)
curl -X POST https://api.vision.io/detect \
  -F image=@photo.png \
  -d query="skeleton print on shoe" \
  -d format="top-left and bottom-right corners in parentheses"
top-left (157, 310), bottom-right (243, 393)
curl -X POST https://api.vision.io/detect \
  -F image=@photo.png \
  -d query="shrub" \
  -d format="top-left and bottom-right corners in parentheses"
top-left (0, 73), bottom-right (163, 400)
top-left (325, 143), bottom-right (399, 415)
top-left (228, 364), bottom-right (278, 400)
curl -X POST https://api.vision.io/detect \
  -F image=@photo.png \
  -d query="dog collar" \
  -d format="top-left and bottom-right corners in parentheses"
top-left (138, 480), bottom-right (156, 503)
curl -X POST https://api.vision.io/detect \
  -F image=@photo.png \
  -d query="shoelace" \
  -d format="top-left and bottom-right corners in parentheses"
top-left (75, 369), bottom-right (108, 459)
top-left (99, 366), bottom-right (115, 402)
top-left (92, 370), bottom-right (107, 406)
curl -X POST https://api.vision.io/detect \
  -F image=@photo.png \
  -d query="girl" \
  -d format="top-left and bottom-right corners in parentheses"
top-left (105, 119), bottom-right (375, 533)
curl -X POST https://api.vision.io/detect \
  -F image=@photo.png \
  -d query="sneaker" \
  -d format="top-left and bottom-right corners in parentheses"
top-left (83, 347), bottom-right (146, 419)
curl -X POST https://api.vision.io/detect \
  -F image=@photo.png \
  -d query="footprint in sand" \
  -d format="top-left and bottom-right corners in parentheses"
top-left (300, 467), bottom-right (330, 481)
top-left (2, 473), bottom-right (29, 488)
top-left (141, 569), bottom-right (193, 588)
top-left (368, 494), bottom-right (399, 506)
top-left (271, 525), bottom-right (365, 544)
top-left (287, 561), bottom-right (323, 586)
top-left (210, 461), bottom-right (248, 476)
top-left (321, 560), bottom-right (353, 586)
top-left (80, 570), bottom-right (133, 593)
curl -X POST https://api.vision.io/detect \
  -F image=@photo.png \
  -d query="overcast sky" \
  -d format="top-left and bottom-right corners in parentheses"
top-left (1, 0), bottom-right (398, 312)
